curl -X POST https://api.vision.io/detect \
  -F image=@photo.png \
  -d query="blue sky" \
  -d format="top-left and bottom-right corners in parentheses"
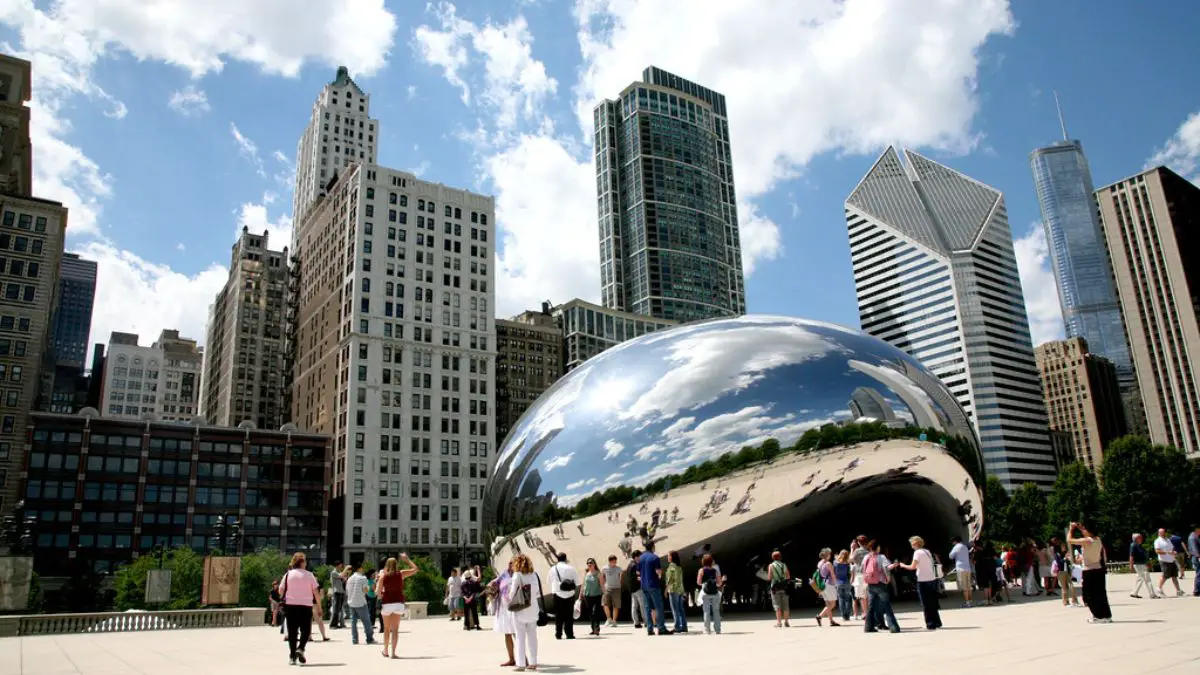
top-left (0, 0), bottom-right (1198, 354)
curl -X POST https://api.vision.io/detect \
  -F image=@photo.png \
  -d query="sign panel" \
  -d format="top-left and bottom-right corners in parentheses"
top-left (0, 556), bottom-right (33, 611)
top-left (202, 556), bottom-right (241, 605)
top-left (145, 568), bottom-right (173, 604)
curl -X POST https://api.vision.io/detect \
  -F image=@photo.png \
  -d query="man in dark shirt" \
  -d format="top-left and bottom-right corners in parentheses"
top-left (624, 551), bottom-right (644, 628)
top-left (1129, 533), bottom-right (1159, 599)
top-left (637, 542), bottom-right (670, 635)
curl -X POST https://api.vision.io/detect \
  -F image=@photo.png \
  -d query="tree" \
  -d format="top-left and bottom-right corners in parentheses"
top-left (1100, 435), bottom-right (1190, 547)
top-left (238, 548), bottom-right (291, 611)
top-left (112, 547), bottom-right (205, 611)
top-left (403, 556), bottom-right (448, 615)
top-left (981, 475), bottom-right (1010, 544)
top-left (1046, 462), bottom-right (1101, 540)
top-left (1005, 482), bottom-right (1048, 543)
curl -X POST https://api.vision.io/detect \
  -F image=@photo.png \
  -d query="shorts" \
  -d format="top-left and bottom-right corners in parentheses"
top-left (381, 602), bottom-right (406, 616)
top-left (1161, 561), bottom-right (1179, 579)
top-left (449, 597), bottom-right (464, 610)
top-left (956, 570), bottom-right (972, 590)
top-left (771, 590), bottom-right (789, 614)
top-left (821, 584), bottom-right (837, 603)
top-left (602, 588), bottom-right (622, 609)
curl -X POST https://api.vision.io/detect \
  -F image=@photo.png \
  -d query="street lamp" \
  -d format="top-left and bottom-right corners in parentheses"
top-left (0, 500), bottom-right (37, 555)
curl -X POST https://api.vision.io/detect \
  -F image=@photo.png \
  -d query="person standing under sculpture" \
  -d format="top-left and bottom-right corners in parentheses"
top-left (625, 551), bottom-right (645, 629)
top-left (638, 542), bottom-right (670, 635)
top-left (548, 552), bottom-right (579, 639)
top-left (893, 536), bottom-right (941, 630)
top-left (600, 555), bottom-right (623, 627)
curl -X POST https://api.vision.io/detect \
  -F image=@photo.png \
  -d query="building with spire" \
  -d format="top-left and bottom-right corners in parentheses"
top-left (291, 66), bottom-right (380, 240)
top-left (1029, 95), bottom-right (1138, 433)
top-left (593, 67), bottom-right (746, 323)
top-left (845, 147), bottom-right (1056, 490)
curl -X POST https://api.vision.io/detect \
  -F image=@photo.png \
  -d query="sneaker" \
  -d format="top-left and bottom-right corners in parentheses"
top-left (296, 650), bottom-right (307, 664)
top-left (1131, 594), bottom-right (1142, 598)
top-left (289, 655), bottom-right (297, 666)
top-left (1177, 591), bottom-right (1186, 597)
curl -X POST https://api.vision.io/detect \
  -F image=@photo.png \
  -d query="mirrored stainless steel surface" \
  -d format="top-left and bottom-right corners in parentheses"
top-left (483, 315), bottom-right (984, 570)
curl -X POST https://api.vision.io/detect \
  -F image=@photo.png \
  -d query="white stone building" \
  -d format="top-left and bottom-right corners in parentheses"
top-left (100, 330), bottom-right (203, 422)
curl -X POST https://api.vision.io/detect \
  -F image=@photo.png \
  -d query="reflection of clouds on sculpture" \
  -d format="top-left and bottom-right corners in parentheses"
top-left (542, 452), bottom-right (574, 472)
top-left (602, 439), bottom-right (624, 460)
top-left (566, 477), bottom-right (597, 491)
top-left (621, 323), bottom-right (845, 422)
top-left (496, 361), bottom-right (594, 478)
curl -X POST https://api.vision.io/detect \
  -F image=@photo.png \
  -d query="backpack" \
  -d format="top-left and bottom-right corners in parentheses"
top-left (701, 567), bottom-right (719, 595)
top-left (810, 569), bottom-right (825, 592)
top-left (769, 561), bottom-right (788, 592)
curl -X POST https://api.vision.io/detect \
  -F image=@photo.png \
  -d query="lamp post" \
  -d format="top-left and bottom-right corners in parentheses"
top-left (0, 499), bottom-right (37, 555)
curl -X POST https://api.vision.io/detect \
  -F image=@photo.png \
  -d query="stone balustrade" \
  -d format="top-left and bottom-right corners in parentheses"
top-left (0, 607), bottom-right (265, 637)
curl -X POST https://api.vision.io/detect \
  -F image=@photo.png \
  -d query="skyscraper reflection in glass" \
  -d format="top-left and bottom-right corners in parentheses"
top-left (1030, 140), bottom-right (1136, 421)
top-left (593, 67), bottom-right (746, 323)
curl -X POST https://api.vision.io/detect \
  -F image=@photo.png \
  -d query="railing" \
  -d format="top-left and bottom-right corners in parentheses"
top-left (0, 607), bottom-right (265, 637)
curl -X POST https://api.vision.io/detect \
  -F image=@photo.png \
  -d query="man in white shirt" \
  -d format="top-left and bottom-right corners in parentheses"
top-left (1155, 528), bottom-right (1185, 597)
top-left (344, 564), bottom-right (375, 645)
top-left (948, 536), bottom-right (973, 607)
top-left (548, 552), bottom-right (579, 639)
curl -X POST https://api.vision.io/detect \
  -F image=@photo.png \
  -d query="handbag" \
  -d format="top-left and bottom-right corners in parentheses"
top-left (509, 575), bottom-right (533, 612)
top-left (535, 574), bottom-right (550, 627)
top-left (572, 597), bottom-right (582, 620)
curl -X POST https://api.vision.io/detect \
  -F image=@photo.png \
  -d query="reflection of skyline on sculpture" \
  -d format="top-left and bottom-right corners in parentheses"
top-left (483, 316), bottom-right (983, 537)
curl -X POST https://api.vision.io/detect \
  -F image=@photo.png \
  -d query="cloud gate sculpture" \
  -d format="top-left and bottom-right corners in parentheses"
top-left (483, 316), bottom-right (984, 585)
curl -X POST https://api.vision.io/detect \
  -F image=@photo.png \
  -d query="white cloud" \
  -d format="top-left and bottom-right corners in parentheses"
top-left (235, 201), bottom-right (293, 251)
top-left (1013, 223), bottom-right (1065, 346)
top-left (413, 0), bottom-right (1013, 317)
top-left (167, 84), bottom-right (210, 116)
top-left (74, 240), bottom-right (228, 349)
top-left (542, 452), bottom-right (575, 472)
top-left (1148, 111), bottom-right (1200, 183)
top-left (407, 85), bottom-right (418, 99)
top-left (230, 122), bottom-right (265, 177)
top-left (409, 160), bottom-right (431, 177)
top-left (602, 439), bottom-right (623, 460)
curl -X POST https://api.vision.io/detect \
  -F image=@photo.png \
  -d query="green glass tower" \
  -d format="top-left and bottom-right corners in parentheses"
top-left (593, 67), bottom-right (746, 323)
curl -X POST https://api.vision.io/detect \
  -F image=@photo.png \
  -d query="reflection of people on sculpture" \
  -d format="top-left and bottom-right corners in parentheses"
top-left (576, 521), bottom-right (586, 536)
top-left (671, 506), bottom-right (679, 522)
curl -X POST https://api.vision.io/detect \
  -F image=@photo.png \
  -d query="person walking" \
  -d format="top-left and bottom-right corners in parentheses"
top-left (861, 540), bottom-right (899, 633)
top-left (665, 551), bottom-right (688, 634)
top-left (446, 568), bottom-right (464, 621)
top-left (377, 554), bottom-right (420, 658)
top-left (492, 560), bottom-right (517, 667)
top-left (1129, 533), bottom-right (1161, 599)
top-left (948, 535), bottom-right (973, 607)
top-left (696, 554), bottom-right (723, 634)
top-left (767, 550), bottom-right (791, 628)
top-left (1067, 522), bottom-right (1111, 623)
top-left (329, 562), bottom-right (348, 629)
top-left (814, 548), bottom-right (840, 626)
top-left (1188, 526), bottom-right (1200, 597)
top-left (894, 535), bottom-right (941, 630)
top-left (1154, 528), bottom-right (1185, 597)
top-left (508, 553), bottom-right (545, 672)
top-left (833, 550), bottom-right (854, 621)
top-left (280, 552), bottom-right (322, 666)
top-left (547, 552), bottom-right (579, 640)
top-left (625, 550), bottom-right (645, 629)
top-left (600, 555), bottom-right (623, 627)
top-left (638, 542), bottom-right (670, 635)
top-left (345, 563), bottom-right (376, 645)
top-left (581, 558), bottom-right (605, 636)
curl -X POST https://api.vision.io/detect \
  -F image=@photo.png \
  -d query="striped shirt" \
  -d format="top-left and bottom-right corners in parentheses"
top-left (345, 572), bottom-right (369, 607)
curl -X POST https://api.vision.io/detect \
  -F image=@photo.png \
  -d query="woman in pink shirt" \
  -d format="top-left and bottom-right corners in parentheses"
top-left (280, 552), bottom-right (323, 666)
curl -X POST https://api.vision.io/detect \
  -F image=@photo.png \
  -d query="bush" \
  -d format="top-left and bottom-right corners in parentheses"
top-left (403, 556), bottom-right (447, 615)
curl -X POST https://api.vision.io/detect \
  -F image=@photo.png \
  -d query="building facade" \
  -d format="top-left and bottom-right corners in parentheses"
top-left (201, 228), bottom-right (289, 429)
top-left (1034, 337), bottom-right (1125, 471)
top-left (99, 330), bottom-right (202, 422)
top-left (50, 252), bottom-right (96, 370)
top-left (594, 66), bottom-right (746, 323)
top-left (19, 411), bottom-right (329, 576)
top-left (291, 66), bottom-right (380, 241)
top-left (1031, 140), bottom-right (1138, 429)
top-left (845, 147), bottom-right (1056, 490)
top-left (291, 162), bottom-right (496, 566)
top-left (1095, 166), bottom-right (1200, 456)
top-left (495, 306), bottom-right (563, 446)
top-left (0, 54), bottom-right (68, 513)
top-left (552, 298), bottom-right (677, 372)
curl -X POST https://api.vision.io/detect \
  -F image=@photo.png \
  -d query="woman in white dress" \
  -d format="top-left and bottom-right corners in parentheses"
top-left (851, 558), bottom-right (868, 620)
top-left (491, 559), bottom-right (517, 666)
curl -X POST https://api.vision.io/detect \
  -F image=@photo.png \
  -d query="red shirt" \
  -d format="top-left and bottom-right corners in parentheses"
top-left (378, 571), bottom-right (406, 604)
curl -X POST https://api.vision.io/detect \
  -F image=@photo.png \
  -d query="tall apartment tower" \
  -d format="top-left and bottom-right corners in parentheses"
top-left (201, 228), bottom-right (289, 429)
top-left (1034, 337), bottom-right (1126, 471)
top-left (291, 66), bottom-right (380, 240)
top-left (593, 66), bottom-right (746, 323)
top-left (1030, 129), bottom-right (1138, 430)
top-left (0, 54), bottom-right (67, 512)
top-left (1095, 166), bottom-right (1200, 456)
top-left (292, 162), bottom-right (496, 566)
top-left (99, 330), bottom-right (202, 422)
top-left (495, 306), bottom-right (563, 446)
top-left (845, 147), bottom-right (1056, 490)
top-left (50, 252), bottom-right (97, 369)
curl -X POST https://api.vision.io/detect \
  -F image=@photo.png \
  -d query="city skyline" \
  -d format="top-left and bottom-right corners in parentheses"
top-left (1, 2), bottom-right (1197, 357)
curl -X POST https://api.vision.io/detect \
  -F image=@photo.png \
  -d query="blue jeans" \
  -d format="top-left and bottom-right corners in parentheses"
top-left (701, 593), bottom-right (722, 633)
top-left (668, 592), bottom-right (687, 632)
top-left (349, 604), bottom-right (374, 644)
top-left (865, 584), bottom-right (898, 633)
top-left (836, 583), bottom-right (854, 620)
top-left (641, 587), bottom-right (667, 633)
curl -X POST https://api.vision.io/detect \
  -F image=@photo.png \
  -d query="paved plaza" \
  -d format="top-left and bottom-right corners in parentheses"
top-left (5, 575), bottom-right (1198, 674)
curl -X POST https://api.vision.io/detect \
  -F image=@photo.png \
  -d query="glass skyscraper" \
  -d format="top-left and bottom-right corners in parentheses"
top-left (1030, 140), bottom-right (1137, 426)
top-left (51, 252), bottom-right (97, 369)
top-left (593, 66), bottom-right (746, 323)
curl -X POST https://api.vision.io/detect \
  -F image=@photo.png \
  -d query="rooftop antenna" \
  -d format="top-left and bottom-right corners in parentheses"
top-left (1053, 89), bottom-right (1069, 141)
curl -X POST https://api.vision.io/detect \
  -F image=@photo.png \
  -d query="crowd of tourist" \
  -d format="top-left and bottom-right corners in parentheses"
top-left (265, 521), bottom-right (1200, 667)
